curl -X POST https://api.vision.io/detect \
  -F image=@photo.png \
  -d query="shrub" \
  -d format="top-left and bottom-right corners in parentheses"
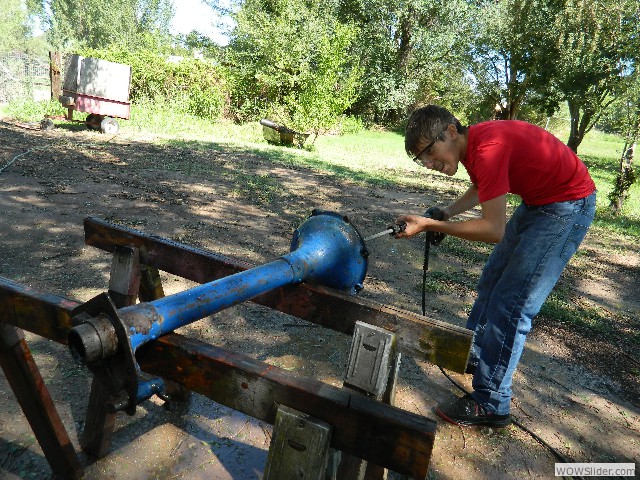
top-left (336, 115), bottom-right (365, 135)
top-left (225, 0), bottom-right (362, 134)
top-left (4, 98), bottom-right (66, 122)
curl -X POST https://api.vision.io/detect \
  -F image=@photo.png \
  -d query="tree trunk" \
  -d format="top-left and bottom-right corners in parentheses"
top-left (566, 100), bottom-right (587, 153)
top-left (609, 141), bottom-right (637, 214)
top-left (507, 96), bottom-right (521, 120)
top-left (397, 14), bottom-right (413, 76)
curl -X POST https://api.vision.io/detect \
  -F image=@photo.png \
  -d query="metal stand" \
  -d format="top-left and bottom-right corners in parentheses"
top-left (330, 321), bottom-right (400, 480)
top-left (264, 405), bottom-right (332, 480)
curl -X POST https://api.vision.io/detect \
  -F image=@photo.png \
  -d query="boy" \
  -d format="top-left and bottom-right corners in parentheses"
top-left (395, 105), bottom-right (596, 427)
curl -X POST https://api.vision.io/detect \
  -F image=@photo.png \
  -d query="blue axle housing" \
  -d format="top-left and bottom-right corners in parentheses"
top-left (122, 210), bottom-right (368, 352)
top-left (69, 210), bottom-right (368, 365)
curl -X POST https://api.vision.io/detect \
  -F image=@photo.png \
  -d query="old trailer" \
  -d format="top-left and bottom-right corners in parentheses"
top-left (57, 54), bottom-right (132, 134)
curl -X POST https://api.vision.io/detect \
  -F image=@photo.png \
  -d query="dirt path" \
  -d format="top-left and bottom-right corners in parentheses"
top-left (0, 121), bottom-right (638, 479)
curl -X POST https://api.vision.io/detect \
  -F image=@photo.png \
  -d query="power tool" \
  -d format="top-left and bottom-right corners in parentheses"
top-left (364, 207), bottom-right (446, 244)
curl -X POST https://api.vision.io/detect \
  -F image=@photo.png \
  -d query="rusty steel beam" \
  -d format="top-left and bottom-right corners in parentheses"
top-left (0, 278), bottom-right (434, 478)
top-left (0, 276), bottom-right (78, 344)
top-left (83, 216), bottom-right (473, 373)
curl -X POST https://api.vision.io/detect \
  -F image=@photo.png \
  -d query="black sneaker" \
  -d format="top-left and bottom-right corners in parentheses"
top-left (435, 394), bottom-right (511, 428)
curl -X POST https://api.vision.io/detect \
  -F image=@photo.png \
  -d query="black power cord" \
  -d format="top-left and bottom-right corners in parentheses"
top-left (421, 207), bottom-right (445, 315)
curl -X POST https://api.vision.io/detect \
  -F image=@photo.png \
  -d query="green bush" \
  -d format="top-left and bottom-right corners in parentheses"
top-left (336, 115), bottom-right (365, 135)
top-left (4, 98), bottom-right (67, 122)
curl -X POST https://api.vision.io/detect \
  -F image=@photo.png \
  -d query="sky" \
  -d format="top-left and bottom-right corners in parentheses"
top-left (170, 0), bottom-right (231, 45)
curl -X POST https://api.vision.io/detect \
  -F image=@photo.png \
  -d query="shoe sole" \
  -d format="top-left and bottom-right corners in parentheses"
top-left (435, 407), bottom-right (511, 428)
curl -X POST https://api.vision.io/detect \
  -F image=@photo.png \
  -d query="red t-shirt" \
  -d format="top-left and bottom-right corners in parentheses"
top-left (462, 121), bottom-right (596, 205)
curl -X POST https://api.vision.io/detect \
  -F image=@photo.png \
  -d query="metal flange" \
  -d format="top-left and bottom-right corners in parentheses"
top-left (69, 293), bottom-right (139, 415)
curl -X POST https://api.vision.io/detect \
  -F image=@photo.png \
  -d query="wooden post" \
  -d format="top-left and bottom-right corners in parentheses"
top-left (80, 377), bottom-right (117, 458)
top-left (332, 322), bottom-right (400, 480)
top-left (364, 350), bottom-right (402, 480)
top-left (264, 405), bottom-right (332, 480)
top-left (49, 51), bottom-right (62, 101)
top-left (139, 264), bottom-right (165, 304)
top-left (107, 245), bottom-right (141, 307)
top-left (80, 246), bottom-right (141, 457)
top-left (0, 323), bottom-right (83, 479)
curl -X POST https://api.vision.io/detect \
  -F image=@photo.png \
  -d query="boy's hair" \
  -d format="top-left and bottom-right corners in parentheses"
top-left (405, 105), bottom-right (466, 155)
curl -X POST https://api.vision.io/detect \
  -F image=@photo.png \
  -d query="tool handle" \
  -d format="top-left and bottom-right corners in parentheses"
top-left (387, 222), bottom-right (406, 236)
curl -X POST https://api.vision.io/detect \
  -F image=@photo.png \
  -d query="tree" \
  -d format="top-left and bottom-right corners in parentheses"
top-left (552, 0), bottom-right (639, 152)
top-left (286, 22), bottom-right (362, 138)
top-left (176, 30), bottom-right (222, 59)
top-left (225, 0), bottom-right (362, 133)
top-left (608, 71), bottom-right (640, 213)
top-left (468, 0), bottom-right (562, 121)
top-left (0, 0), bottom-right (29, 53)
top-left (29, 0), bottom-right (175, 50)
top-left (337, 0), bottom-right (476, 124)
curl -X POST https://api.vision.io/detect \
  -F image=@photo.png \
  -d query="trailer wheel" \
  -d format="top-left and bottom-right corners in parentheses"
top-left (86, 114), bottom-right (100, 130)
top-left (100, 117), bottom-right (119, 134)
top-left (40, 119), bottom-right (55, 130)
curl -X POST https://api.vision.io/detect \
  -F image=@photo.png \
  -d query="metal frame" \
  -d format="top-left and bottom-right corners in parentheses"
top-left (0, 217), bottom-right (475, 479)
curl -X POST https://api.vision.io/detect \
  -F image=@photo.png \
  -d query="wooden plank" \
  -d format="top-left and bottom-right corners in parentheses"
top-left (107, 245), bottom-right (141, 306)
top-left (264, 405), bottom-right (332, 480)
top-left (84, 216), bottom-right (472, 373)
top-left (344, 322), bottom-right (395, 396)
top-left (136, 334), bottom-right (435, 479)
top-left (0, 281), bottom-right (435, 478)
top-left (337, 322), bottom-right (398, 480)
top-left (0, 324), bottom-right (83, 479)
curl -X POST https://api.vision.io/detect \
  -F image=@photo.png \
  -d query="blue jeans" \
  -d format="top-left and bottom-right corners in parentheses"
top-left (468, 192), bottom-right (596, 415)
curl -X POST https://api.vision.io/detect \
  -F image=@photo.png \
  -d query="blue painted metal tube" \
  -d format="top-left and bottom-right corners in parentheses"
top-left (118, 210), bottom-right (368, 354)
top-left (66, 210), bottom-right (368, 413)
top-left (122, 257), bottom-right (298, 351)
top-left (135, 377), bottom-right (165, 404)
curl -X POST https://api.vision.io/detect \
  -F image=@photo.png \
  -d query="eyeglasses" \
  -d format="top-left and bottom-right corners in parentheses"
top-left (411, 126), bottom-right (448, 166)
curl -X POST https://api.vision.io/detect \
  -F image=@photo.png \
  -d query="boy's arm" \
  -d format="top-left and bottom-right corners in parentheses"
top-left (396, 194), bottom-right (506, 244)
top-left (442, 185), bottom-right (480, 220)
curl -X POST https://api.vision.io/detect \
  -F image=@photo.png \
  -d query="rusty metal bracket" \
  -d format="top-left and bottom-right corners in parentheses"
top-left (70, 293), bottom-right (138, 415)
